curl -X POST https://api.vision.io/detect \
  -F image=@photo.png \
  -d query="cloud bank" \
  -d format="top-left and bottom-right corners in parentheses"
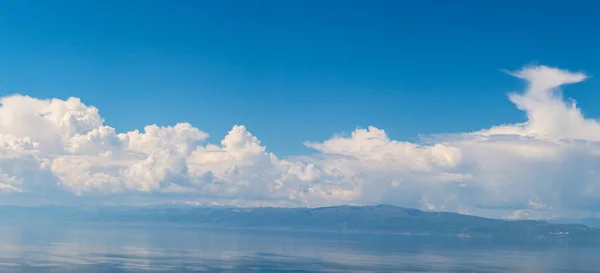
top-left (0, 65), bottom-right (599, 219)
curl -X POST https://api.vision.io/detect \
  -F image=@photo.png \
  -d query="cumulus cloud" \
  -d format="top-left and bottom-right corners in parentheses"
top-left (0, 65), bottom-right (599, 219)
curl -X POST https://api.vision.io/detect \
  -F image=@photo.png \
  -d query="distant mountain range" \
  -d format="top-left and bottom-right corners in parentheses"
top-left (551, 217), bottom-right (600, 229)
top-left (0, 205), bottom-right (597, 242)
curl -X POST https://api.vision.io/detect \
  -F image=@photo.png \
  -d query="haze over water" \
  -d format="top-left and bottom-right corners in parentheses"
top-left (0, 223), bottom-right (595, 273)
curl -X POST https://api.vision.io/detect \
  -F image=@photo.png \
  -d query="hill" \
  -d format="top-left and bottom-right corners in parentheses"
top-left (0, 205), bottom-right (596, 241)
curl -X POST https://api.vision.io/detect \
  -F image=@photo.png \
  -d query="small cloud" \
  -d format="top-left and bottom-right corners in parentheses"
top-left (506, 210), bottom-right (530, 220)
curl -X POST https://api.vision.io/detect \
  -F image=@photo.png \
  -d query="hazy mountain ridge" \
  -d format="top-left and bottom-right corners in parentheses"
top-left (0, 205), bottom-right (596, 241)
top-left (550, 217), bottom-right (600, 229)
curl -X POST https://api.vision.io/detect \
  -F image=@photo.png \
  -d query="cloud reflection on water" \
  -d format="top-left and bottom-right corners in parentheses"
top-left (0, 223), bottom-right (595, 272)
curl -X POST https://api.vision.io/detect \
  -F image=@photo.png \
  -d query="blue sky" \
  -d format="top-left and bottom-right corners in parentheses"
top-left (1, 0), bottom-right (599, 156)
top-left (2, 1), bottom-right (600, 217)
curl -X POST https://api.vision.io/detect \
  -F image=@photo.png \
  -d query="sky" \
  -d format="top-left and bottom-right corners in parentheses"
top-left (1, 0), bottom-right (600, 219)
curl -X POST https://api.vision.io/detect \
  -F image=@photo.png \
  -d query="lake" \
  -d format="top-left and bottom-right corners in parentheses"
top-left (0, 223), bottom-right (596, 272)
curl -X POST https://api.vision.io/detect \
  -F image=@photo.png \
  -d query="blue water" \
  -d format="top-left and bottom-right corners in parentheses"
top-left (0, 223), bottom-right (596, 272)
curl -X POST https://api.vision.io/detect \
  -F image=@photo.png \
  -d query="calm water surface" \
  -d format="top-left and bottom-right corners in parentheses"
top-left (0, 223), bottom-right (596, 272)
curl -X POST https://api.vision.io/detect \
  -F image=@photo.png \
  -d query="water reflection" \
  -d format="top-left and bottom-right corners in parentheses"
top-left (0, 223), bottom-right (596, 272)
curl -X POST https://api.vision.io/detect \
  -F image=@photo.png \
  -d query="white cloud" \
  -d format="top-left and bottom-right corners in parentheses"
top-left (305, 126), bottom-right (462, 172)
top-left (506, 209), bottom-right (530, 220)
top-left (0, 65), bottom-right (599, 219)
